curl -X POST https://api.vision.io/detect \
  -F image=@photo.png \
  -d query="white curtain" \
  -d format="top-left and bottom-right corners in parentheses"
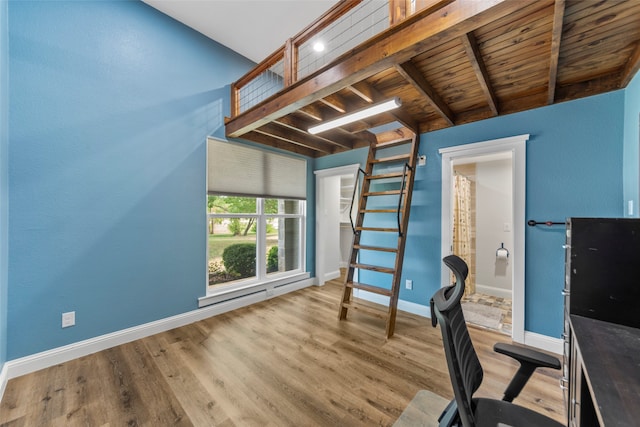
top-left (452, 174), bottom-right (475, 294)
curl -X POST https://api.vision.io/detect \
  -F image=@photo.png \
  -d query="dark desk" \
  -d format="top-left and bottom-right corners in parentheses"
top-left (570, 315), bottom-right (640, 426)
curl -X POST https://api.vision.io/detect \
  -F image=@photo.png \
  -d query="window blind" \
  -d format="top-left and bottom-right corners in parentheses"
top-left (207, 137), bottom-right (307, 200)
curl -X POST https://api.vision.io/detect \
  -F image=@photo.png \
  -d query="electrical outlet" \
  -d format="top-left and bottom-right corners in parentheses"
top-left (405, 279), bottom-right (413, 290)
top-left (62, 311), bottom-right (75, 328)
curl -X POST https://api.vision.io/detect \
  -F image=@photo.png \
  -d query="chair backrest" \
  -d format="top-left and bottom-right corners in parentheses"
top-left (432, 255), bottom-right (484, 427)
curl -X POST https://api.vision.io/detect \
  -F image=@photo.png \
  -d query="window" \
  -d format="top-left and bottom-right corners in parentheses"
top-left (207, 196), bottom-right (305, 290)
top-left (205, 137), bottom-right (307, 297)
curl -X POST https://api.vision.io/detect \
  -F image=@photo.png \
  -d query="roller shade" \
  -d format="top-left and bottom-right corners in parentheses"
top-left (207, 137), bottom-right (307, 200)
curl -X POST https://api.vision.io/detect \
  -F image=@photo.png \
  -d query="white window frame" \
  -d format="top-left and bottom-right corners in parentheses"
top-left (200, 196), bottom-right (307, 307)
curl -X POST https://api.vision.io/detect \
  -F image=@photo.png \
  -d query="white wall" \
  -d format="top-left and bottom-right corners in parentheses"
top-left (476, 158), bottom-right (513, 296)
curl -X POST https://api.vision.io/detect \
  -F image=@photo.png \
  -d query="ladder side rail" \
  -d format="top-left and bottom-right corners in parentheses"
top-left (339, 142), bottom-right (378, 320)
top-left (396, 162), bottom-right (412, 236)
top-left (385, 133), bottom-right (420, 338)
top-left (349, 167), bottom-right (368, 235)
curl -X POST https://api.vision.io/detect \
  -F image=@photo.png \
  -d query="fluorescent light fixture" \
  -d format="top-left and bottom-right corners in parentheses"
top-left (308, 97), bottom-right (402, 134)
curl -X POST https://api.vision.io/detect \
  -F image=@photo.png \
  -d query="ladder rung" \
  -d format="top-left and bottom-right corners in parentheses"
top-left (341, 301), bottom-right (387, 319)
top-left (360, 209), bottom-right (398, 214)
top-left (346, 281), bottom-right (393, 296)
top-left (364, 190), bottom-right (404, 197)
top-left (351, 263), bottom-right (395, 274)
top-left (356, 226), bottom-right (399, 233)
top-left (365, 172), bottom-right (405, 180)
top-left (353, 244), bottom-right (397, 253)
top-left (372, 154), bottom-right (411, 164)
top-left (374, 138), bottom-right (413, 150)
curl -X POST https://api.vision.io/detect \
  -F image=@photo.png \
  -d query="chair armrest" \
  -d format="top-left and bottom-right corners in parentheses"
top-left (493, 343), bottom-right (561, 370)
top-left (493, 343), bottom-right (561, 402)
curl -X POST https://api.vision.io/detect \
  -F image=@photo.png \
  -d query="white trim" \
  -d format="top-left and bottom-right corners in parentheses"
top-left (475, 283), bottom-right (512, 299)
top-left (4, 278), bottom-right (313, 380)
top-left (313, 163), bottom-right (360, 178)
top-left (440, 134), bottom-right (528, 344)
top-left (324, 269), bottom-right (341, 282)
top-left (524, 331), bottom-right (563, 355)
top-left (199, 272), bottom-right (310, 307)
top-left (315, 164), bottom-right (360, 286)
top-left (354, 289), bottom-right (432, 318)
top-left (0, 362), bottom-right (8, 402)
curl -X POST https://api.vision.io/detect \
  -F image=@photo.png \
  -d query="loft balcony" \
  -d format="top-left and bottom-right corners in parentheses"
top-left (224, 0), bottom-right (640, 157)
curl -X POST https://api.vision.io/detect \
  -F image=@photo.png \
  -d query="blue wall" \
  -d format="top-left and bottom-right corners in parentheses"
top-left (624, 72), bottom-right (640, 217)
top-left (316, 91), bottom-right (625, 338)
top-left (2, 0), bottom-right (633, 361)
top-left (1, 0), bottom-right (9, 369)
top-left (7, 0), bottom-right (255, 359)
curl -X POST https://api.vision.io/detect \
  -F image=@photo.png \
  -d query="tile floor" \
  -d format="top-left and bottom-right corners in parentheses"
top-left (462, 292), bottom-right (512, 336)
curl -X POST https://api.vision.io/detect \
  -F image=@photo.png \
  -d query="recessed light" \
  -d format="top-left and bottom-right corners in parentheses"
top-left (313, 41), bottom-right (325, 52)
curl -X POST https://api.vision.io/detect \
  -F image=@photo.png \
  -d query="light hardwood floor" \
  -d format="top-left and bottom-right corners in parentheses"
top-left (0, 279), bottom-right (565, 426)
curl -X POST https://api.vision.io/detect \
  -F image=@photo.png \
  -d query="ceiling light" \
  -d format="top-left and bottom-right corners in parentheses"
top-left (313, 41), bottom-right (325, 52)
top-left (308, 97), bottom-right (402, 134)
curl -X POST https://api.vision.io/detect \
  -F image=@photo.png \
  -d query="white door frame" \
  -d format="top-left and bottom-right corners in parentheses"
top-left (314, 164), bottom-right (360, 286)
top-left (440, 134), bottom-right (528, 343)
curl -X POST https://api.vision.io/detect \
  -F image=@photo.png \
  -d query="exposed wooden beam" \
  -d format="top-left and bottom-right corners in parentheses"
top-left (347, 80), bottom-right (418, 132)
top-left (319, 94), bottom-right (348, 113)
top-left (461, 32), bottom-right (498, 116)
top-left (395, 61), bottom-right (455, 126)
top-left (621, 41), bottom-right (640, 88)
top-left (255, 123), bottom-right (335, 155)
top-left (242, 131), bottom-right (320, 157)
top-left (297, 104), bottom-right (324, 121)
top-left (547, 0), bottom-right (566, 104)
top-left (347, 83), bottom-right (375, 103)
top-left (274, 115), bottom-right (354, 150)
top-left (226, 0), bottom-right (521, 137)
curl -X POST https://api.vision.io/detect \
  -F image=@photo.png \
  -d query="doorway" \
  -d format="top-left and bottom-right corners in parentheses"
top-left (314, 164), bottom-right (359, 286)
top-left (440, 135), bottom-right (528, 343)
top-left (452, 155), bottom-right (513, 336)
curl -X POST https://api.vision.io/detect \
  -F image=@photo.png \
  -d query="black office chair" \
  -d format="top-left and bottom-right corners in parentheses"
top-left (431, 255), bottom-right (563, 427)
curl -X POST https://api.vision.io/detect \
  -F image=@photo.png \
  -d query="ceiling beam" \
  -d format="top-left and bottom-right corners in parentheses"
top-left (274, 115), bottom-right (355, 150)
top-left (319, 94), bottom-right (348, 113)
top-left (297, 104), bottom-right (324, 121)
top-left (347, 82), bottom-right (375, 103)
top-left (347, 81), bottom-right (418, 132)
top-left (225, 0), bottom-right (521, 137)
top-left (461, 32), bottom-right (498, 116)
top-left (395, 61), bottom-right (455, 126)
top-left (547, 0), bottom-right (566, 104)
top-left (242, 131), bottom-right (320, 157)
top-left (255, 123), bottom-right (335, 155)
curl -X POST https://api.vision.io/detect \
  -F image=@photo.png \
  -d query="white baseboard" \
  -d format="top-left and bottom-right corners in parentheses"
top-left (475, 283), bottom-right (512, 299)
top-left (3, 278), bottom-right (314, 381)
top-left (0, 362), bottom-right (8, 403)
top-left (354, 289), bottom-right (432, 318)
top-left (354, 290), bottom-right (561, 354)
top-left (324, 269), bottom-right (341, 282)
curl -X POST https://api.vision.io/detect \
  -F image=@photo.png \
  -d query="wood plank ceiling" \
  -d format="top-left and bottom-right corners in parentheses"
top-left (225, 0), bottom-right (640, 157)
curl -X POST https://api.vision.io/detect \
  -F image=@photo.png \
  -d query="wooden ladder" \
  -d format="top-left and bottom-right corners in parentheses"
top-left (338, 127), bottom-right (420, 338)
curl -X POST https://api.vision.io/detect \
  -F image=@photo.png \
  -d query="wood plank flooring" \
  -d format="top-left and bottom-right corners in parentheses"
top-left (0, 279), bottom-right (565, 426)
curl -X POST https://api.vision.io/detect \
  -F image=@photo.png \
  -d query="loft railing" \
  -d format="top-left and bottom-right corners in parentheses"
top-left (230, 0), bottom-right (436, 118)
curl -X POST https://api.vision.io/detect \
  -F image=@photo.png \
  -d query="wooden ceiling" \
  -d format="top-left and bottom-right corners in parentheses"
top-left (225, 0), bottom-right (640, 157)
